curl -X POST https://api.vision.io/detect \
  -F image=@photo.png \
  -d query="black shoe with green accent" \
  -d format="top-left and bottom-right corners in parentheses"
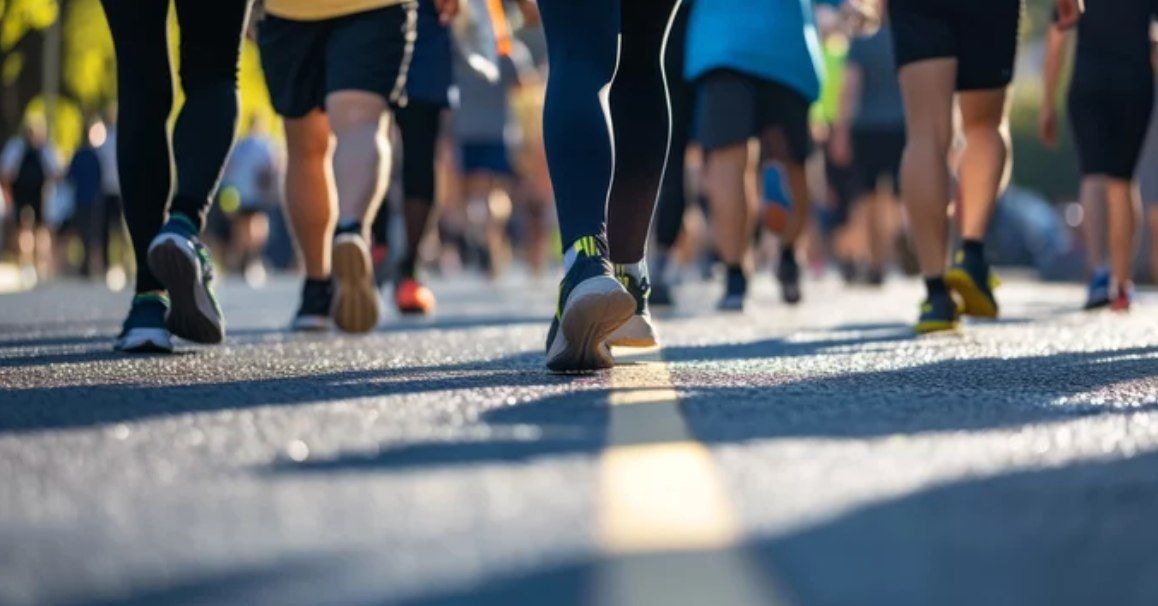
top-left (915, 292), bottom-right (959, 334)
top-left (545, 236), bottom-right (636, 373)
top-left (147, 214), bottom-right (225, 344)
top-left (606, 265), bottom-right (659, 348)
top-left (114, 293), bottom-right (174, 353)
top-left (944, 245), bottom-right (999, 318)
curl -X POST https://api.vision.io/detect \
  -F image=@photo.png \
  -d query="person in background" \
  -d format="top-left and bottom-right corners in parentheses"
top-left (69, 121), bottom-right (107, 279)
top-left (1, 117), bottom-right (60, 285)
top-left (1141, 39), bottom-right (1158, 286)
top-left (220, 115), bottom-right (279, 287)
top-left (829, 21), bottom-right (906, 286)
top-left (1040, 1), bottom-right (1156, 311)
top-left (95, 108), bottom-right (126, 285)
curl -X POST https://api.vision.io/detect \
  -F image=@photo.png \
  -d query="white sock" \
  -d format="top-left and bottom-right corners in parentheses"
top-left (614, 260), bottom-right (648, 282)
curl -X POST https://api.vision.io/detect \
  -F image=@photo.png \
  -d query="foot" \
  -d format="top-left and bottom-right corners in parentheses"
top-left (395, 277), bottom-right (436, 316)
top-left (1109, 281), bottom-right (1133, 312)
top-left (331, 232), bottom-right (381, 333)
top-left (864, 267), bottom-right (886, 287)
top-left (915, 292), bottom-right (959, 335)
top-left (147, 215), bottom-right (225, 344)
top-left (717, 267), bottom-right (746, 312)
top-left (777, 252), bottom-right (802, 305)
top-left (291, 278), bottom-right (334, 332)
top-left (114, 293), bottom-right (174, 353)
top-left (944, 246), bottom-right (999, 318)
top-left (1083, 266), bottom-right (1111, 310)
top-left (545, 236), bottom-right (636, 373)
top-left (607, 265), bottom-right (659, 348)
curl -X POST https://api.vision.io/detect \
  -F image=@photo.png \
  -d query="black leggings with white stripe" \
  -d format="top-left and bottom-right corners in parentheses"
top-left (539, 0), bottom-right (681, 263)
top-left (100, 0), bottom-right (250, 293)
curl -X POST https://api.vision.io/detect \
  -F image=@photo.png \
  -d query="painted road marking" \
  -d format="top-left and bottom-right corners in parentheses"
top-left (594, 347), bottom-right (787, 605)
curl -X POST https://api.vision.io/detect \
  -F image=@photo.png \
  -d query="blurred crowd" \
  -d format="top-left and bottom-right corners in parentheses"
top-left (1, 0), bottom-right (1156, 301)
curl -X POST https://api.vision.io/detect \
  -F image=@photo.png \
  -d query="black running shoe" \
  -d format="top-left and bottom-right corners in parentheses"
top-left (607, 266), bottom-right (659, 348)
top-left (944, 246), bottom-right (999, 318)
top-left (114, 293), bottom-right (173, 353)
top-left (545, 236), bottom-right (635, 373)
top-left (777, 251), bottom-right (802, 304)
top-left (718, 266), bottom-right (746, 312)
top-left (915, 292), bottom-right (959, 334)
top-left (147, 214), bottom-right (225, 344)
top-left (292, 278), bottom-right (334, 332)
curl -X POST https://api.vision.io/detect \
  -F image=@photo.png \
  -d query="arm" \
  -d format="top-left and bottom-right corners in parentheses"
top-left (1038, 24), bottom-right (1071, 149)
top-left (830, 63), bottom-right (862, 167)
top-left (1054, 0), bottom-right (1083, 31)
top-left (433, 0), bottom-right (460, 25)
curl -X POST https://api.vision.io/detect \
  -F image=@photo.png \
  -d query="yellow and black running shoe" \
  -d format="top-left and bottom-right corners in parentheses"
top-left (915, 292), bottom-right (959, 335)
top-left (944, 247), bottom-right (999, 318)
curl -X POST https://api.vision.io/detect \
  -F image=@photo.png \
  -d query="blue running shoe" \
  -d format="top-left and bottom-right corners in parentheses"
top-left (1083, 266), bottom-right (1111, 310)
top-left (114, 293), bottom-right (173, 353)
top-left (147, 214), bottom-right (225, 344)
top-left (545, 236), bottom-right (635, 373)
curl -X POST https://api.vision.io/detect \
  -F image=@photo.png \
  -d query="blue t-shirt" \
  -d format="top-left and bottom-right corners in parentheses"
top-left (68, 146), bottom-right (102, 208)
top-left (685, 0), bottom-right (840, 103)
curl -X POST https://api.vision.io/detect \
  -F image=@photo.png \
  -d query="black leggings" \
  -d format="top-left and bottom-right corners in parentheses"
top-left (652, 0), bottom-right (691, 251)
top-left (100, 0), bottom-right (250, 293)
top-left (539, 0), bottom-right (681, 263)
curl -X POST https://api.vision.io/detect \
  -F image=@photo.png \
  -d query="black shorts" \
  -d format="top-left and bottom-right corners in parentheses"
top-left (889, 0), bottom-right (1021, 91)
top-left (258, 3), bottom-right (415, 119)
top-left (694, 70), bottom-right (812, 163)
top-left (1068, 83), bottom-right (1155, 179)
top-left (852, 128), bottom-right (905, 195)
top-left (13, 193), bottom-right (43, 225)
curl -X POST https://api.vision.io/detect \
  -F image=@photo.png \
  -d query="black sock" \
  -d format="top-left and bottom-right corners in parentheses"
top-left (962, 239), bottom-right (985, 263)
top-left (925, 276), bottom-right (948, 299)
top-left (726, 264), bottom-right (747, 294)
top-left (335, 219), bottom-right (363, 236)
top-left (781, 245), bottom-right (796, 265)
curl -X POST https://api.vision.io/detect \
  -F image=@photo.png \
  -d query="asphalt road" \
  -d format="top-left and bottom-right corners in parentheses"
top-left (2, 272), bottom-right (1157, 606)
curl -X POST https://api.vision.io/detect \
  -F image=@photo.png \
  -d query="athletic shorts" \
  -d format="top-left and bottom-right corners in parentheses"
top-left (889, 0), bottom-right (1021, 91)
top-left (1138, 83), bottom-right (1158, 205)
top-left (258, 3), bottom-right (415, 119)
top-left (460, 141), bottom-right (514, 177)
top-left (694, 70), bottom-right (812, 163)
top-left (852, 128), bottom-right (905, 196)
top-left (13, 193), bottom-right (43, 225)
top-left (1069, 83), bottom-right (1155, 180)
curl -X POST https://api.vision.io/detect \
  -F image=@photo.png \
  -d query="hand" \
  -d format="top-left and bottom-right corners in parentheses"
top-left (842, 0), bottom-right (880, 37)
top-left (433, 0), bottom-right (460, 25)
top-left (1054, 0), bottom-right (1083, 30)
top-left (517, 0), bottom-right (540, 27)
top-left (1038, 108), bottom-right (1059, 149)
top-left (830, 126), bottom-right (853, 168)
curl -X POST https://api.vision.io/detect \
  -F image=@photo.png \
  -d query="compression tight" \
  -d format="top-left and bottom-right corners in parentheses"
top-left (100, 0), bottom-right (251, 293)
top-left (652, 0), bottom-right (692, 251)
top-left (539, 0), bottom-right (682, 263)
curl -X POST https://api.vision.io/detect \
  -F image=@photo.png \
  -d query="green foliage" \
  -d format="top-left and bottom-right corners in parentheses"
top-left (0, 0), bottom-right (58, 52)
top-left (62, 0), bottom-right (114, 108)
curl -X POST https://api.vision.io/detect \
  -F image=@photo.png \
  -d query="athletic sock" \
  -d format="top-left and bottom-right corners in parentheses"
top-left (166, 212), bottom-right (198, 239)
top-left (925, 276), bottom-right (949, 299)
top-left (961, 239), bottom-right (985, 265)
top-left (614, 260), bottom-right (648, 282)
top-left (780, 245), bottom-right (797, 265)
top-left (562, 234), bottom-right (607, 273)
top-left (335, 218), bottom-right (363, 236)
top-left (726, 264), bottom-right (747, 295)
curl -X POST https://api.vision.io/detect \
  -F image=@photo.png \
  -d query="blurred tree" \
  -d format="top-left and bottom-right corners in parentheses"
top-left (0, 0), bottom-right (57, 140)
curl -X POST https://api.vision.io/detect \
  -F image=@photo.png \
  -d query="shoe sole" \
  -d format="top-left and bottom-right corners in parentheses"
top-left (945, 268), bottom-right (998, 318)
top-left (546, 276), bottom-right (635, 373)
top-left (148, 234), bottom-right (224, 344)
top-left (114, 328), bottom-right (174, 353)
top-left (914, 320), bottom-right (959, 335)
top-left (606, 314), bottom-right (659, 348)
top-left (332, 236), bottom-right (381, 334)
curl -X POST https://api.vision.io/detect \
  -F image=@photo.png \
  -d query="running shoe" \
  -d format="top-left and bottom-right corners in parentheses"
top-left (1109, 281), bottom-right (1133, 312)
top-left (545, 236), bottom-right (636, 373)
top-left (395, 278), bottom-right (437, 316)
top-left (915, 292), bottom-right (959, 335)
top-left (291, 278), bottom-right (333, 332)
top-left (607, 266), bottom-right (659, 348)
top-left (114, 293), bottom-right (174, 353)
top-left (1083, 266), bottom-right (1111, 310)
top-left (944, 248), bottom-right (999, 318)
top-left (147, 214), bottom-right (225, 344)
top-left (718, 267), bottom-right (746, 312)
top-left (777, 251), bottom-right (802, 304)
top-left (331, 231), bottom-right (381, 333)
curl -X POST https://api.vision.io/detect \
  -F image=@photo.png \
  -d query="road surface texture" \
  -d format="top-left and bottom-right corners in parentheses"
top-left (2, 273), bottom-right (1157, 606)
